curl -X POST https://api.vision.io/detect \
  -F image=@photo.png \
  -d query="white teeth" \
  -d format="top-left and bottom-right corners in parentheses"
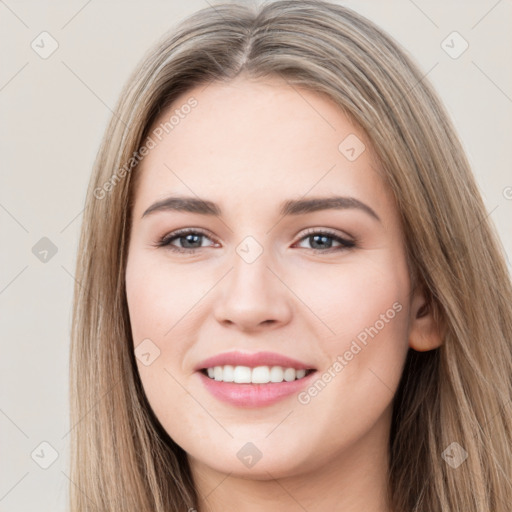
top-left (251, 366), bottom-right (270, 384)
top-left (203, 365), bottom-right (311, 383)
top-left (222, 365), bottom-right (235, 382)
top-left (269, 366), bottom-right (284, 382)
top-left (283, 368), bottom-right (296, 382)
top-left (233, 366), bottom-right (252, 383)
top-left (213, 366), bottom-right (223, 381)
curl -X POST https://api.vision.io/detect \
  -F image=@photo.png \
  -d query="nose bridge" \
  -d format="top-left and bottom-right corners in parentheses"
top-left (213, 235), bottom-right (293, 329)
top-left (229, 235), bottom-right (279, 301)
top-left (232, 239), bottom-right (272, 292)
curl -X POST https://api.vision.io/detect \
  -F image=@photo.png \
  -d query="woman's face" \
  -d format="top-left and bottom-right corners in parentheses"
top-left (125, 76), bottom-right (417, 479)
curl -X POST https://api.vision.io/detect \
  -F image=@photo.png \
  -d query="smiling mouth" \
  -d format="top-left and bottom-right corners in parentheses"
top-left (200, 365), bottom-right (316, 384)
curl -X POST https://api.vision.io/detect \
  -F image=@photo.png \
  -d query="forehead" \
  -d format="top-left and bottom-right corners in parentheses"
top-left (132, 76), bottom-right (389, 217)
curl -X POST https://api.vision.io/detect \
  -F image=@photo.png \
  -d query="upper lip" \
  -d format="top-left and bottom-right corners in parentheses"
top-left (195, 350), bottom-right (316, 371)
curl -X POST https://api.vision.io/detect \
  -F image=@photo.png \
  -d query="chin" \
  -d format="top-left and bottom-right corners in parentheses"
top-left (187, 439), bottom-right (316, 480)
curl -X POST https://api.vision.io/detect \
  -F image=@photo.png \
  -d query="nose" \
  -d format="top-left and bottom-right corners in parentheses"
top-left (213, 249), bottom-right (293, 332)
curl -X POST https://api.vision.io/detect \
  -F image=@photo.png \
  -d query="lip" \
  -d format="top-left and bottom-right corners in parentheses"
top-left (194, 350), bottom-right (317, 408)
top-left (197, 370), bottom-right (317, 408)
top-left (194, 350), bottom-right (315, 371)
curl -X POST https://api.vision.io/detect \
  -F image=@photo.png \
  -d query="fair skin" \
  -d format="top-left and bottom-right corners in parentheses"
top-left (125, 75), bottom-right (441, 512)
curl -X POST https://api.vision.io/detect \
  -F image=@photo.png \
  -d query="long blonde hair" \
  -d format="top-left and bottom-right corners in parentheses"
top-left (69, 1), bottom-right (512, 510)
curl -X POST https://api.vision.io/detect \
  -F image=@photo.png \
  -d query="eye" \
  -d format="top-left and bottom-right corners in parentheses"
top-left (294, 228), bottom-right (356, 253)
top-left (153, 227), bottom-right (356, 254)
top-left (154, 228), bottom-right (217, 254)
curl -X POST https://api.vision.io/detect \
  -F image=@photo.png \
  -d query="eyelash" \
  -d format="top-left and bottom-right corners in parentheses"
top-left (153, 227), bottom-right (356, 254)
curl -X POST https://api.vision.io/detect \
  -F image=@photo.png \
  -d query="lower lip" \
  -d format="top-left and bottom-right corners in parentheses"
top-left (197, 370), bottom-right (317, 408)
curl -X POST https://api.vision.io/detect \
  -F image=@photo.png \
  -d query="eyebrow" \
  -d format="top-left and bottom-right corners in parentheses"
top-left (141, 195), bottom-right (380, 222)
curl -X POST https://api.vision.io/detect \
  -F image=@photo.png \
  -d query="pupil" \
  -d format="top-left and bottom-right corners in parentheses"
top-left (183, 234), bottom-right (201, 248)
top-left (311, 234), bottom-right (331, 249)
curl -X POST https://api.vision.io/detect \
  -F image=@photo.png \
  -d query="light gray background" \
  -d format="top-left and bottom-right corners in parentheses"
top-left (1, 1), bottom-right (511, 510)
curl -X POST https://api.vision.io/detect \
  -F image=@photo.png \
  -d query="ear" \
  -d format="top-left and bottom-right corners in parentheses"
top-left (408, 287), bottom-right (444, 352)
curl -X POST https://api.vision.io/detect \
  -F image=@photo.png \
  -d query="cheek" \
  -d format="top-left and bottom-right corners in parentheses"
top-left (125, 252), bottom-right (203, 342)
top-left (125, 254), bottom-right (203, 434)
top-left (302, 249), bottom-right (409, 343)
top-left (300, 248), bottom-right (409, 373)
top-left (302, 251), bottom-right (411, 417)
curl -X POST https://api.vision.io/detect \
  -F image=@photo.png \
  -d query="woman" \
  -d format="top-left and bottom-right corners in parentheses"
top-left (69, 1), bottom-right (512, 511)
